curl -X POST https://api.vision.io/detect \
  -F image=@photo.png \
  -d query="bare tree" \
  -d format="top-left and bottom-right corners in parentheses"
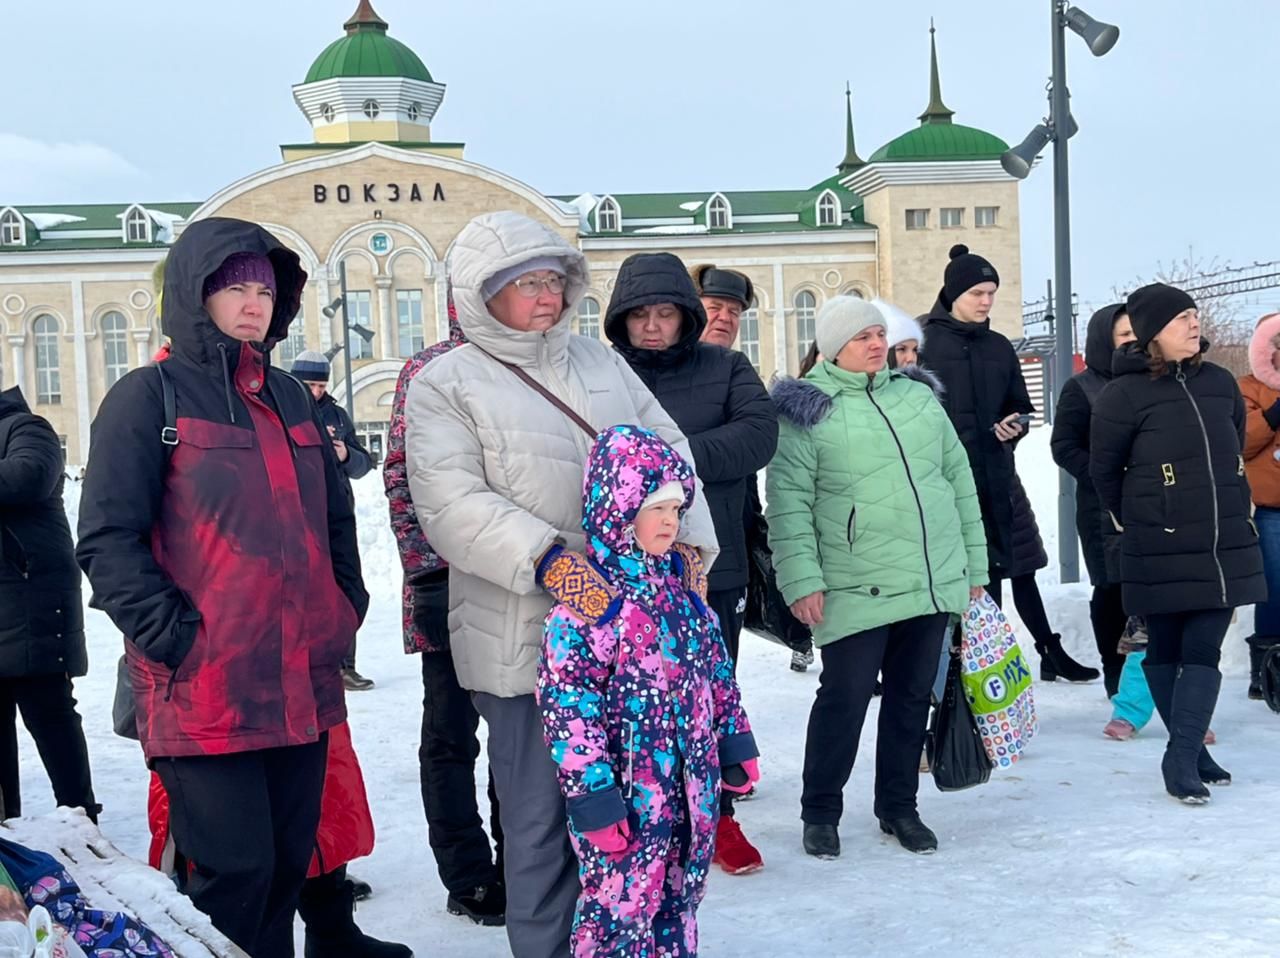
top-left (1115, 253), bottom-right (1251, 377)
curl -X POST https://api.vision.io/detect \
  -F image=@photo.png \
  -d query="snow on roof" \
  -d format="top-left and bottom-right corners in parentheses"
top-left (678, 201), bottom-right (704, 212)
top-left (24, 212), bottom-right (87, 229)
top-left (631, 224), bottom-right (710, 235)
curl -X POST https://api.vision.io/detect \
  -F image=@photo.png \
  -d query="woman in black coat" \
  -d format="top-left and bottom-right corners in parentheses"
top-left (604, 251), bottom-right (777, 877)
top-left (921, 245), bottom-right (1096, 682)
top-left (1091, 283), bottom-right (1265, 804)
top-left (1050, 304), bottom-right (1135, 696)
top-left (0, 385), bottom-right (96, 821)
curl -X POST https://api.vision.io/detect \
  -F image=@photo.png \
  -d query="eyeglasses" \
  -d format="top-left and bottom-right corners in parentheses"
top-left (511, 274), bottom-right (566, 298)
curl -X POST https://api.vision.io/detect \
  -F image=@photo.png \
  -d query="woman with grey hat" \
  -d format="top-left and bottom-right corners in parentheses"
top-left (1092, 282), bottom-right (1264, 804)
top-left (404, 210), bottom-right (717, 958)
top-left (768, 295), bottom-right (987, 858)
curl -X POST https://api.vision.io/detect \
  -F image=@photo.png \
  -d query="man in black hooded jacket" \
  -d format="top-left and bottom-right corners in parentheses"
top-left (604, 251), bottom-right (776, 876)
top-left (0, 385), bottom-right (97, 822)
top-left (1051, 304), bottom-right (1135, 695)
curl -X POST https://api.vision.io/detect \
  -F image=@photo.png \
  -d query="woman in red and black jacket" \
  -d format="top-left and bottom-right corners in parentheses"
top-left (77, 217), bottom-right (368, 957)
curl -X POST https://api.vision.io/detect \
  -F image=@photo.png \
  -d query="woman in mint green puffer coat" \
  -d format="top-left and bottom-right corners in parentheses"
top-left (765, 295), bottom-right (988, 858)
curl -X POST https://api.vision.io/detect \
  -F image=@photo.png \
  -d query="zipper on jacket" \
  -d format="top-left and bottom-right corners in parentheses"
top-left (216, 343), bottom-right (237, 424)
top-left (626, 720), bottom-right (636, 798)
top-left (846, 506), bottom-right (856, 547)
top-left (865, 383), bottom-right (942, 613)
top-left (1176, 368), bottom-right (1228, 605)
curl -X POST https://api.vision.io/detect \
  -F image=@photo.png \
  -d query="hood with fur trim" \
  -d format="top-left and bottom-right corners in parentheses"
top-left (771, 363), bottom-right (943, 430)
top-left (1248, 313), bottom-right (1280, 391)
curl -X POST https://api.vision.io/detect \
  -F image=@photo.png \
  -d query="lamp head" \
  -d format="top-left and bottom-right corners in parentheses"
top-left (1064, 7), bottom-right (1119, 56)
top-left (1001, 123), bottom-right (1053, 179)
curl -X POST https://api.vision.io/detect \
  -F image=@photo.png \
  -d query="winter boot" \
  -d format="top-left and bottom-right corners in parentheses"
top-left (802, 823), bottom-right (840, 859)
top-left (879, 813), bottom-right (938, 855)
top-left (298, 869), bottom-right (414, 958)
top-left (1159, 665), bottom-right (1222, 805)
top-left (1144, 661), bottom-right (1229, 787)
top-left (714, 815), bottom-right (764, 874)
top-left (349, 873), bottom-right (372, 902)
top-left (446, 882), bottom-right (506, 926)
top-left (1247, 637), bottom-right (1275, 700)
top-left (342, 667), bottom-right (376, 691)
top-left (790, 647), bottom-right (815, 672)
top-left (1035, 634), bottom-right (1100, 683)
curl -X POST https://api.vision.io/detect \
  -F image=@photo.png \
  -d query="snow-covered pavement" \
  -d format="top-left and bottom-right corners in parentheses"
top-left (19, 427), bottom-right (1278, 956)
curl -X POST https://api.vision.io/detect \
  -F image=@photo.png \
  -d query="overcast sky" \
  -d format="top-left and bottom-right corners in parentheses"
top-left (4, 1), bottom-right (1275, 315)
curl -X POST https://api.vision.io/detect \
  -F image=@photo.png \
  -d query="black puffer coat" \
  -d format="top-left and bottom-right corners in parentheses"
top-left (1090, 342), bottom-right (1266, 615)
top-left (0, 387), bottom-right (87, 677)
top-left (606, 253), bottom-right (777, 594)
top-left (919, 299), bottom-right (1034, 576)
top-left (1008, 469), bottom-right (1048, 577)
top-left (1050, 304), bottom-right (1126, 585)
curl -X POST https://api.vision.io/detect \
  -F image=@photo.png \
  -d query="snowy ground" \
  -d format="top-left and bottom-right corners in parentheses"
top-left (17, 427), bottom-right (1279, 956)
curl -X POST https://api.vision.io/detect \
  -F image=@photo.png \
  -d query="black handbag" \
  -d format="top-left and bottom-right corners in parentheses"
top-left (927, 649), bottom-right (993, 791)
top-left (112, 654), bottom-right (140, 741)
top-left (1263, 646), bottom-right (1280, 715)
top-left (743, 525), bottom-right (812, 653)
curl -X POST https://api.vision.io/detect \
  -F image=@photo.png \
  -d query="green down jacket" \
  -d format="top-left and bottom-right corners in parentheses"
top-left (765, 362), bottom-right (988, 646)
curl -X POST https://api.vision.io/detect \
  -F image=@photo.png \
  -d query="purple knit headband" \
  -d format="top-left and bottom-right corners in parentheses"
top-left (202, 252), bottom-right (277, 301)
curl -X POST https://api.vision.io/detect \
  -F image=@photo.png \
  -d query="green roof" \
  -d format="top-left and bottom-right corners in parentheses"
top-left (305, 3), bottom-right (432, 86)
top-left (557, 187), bottom-right (865, 229)
top-left (868, 123), bottom-right (1008, 163)
top-left (4, 202), bottom-right (199, 232)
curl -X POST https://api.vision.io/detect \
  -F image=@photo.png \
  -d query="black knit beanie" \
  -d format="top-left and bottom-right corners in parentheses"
top-left (1126, 283), bottom-right (1197, 349)
top-left (942, 244), bottom-right (1000, 307)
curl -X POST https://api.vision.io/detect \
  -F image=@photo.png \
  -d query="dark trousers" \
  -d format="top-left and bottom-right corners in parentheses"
top-left (421, 652), bottom-right (503, 893)
top-left (1089, 584), bottom-right (1128, 694)
top-left (708, 587), bottom-right (746, 672)
top-left (473, 692), bottom-right (578, 958)
top-left (801, 612), bottom-right (948, 825)
top-left (414, 571), bottom-right (503, 893)
top-left (1145, 609), bottom-right (1233, 669)
top-left (708, 587), bottom-right (746, 817)
top-left (986, 575), bottom-right (1054, 645)
top-left (0, 674), bottom-right (97, 821)
top-left (155, 736), bottom-right (328, 958)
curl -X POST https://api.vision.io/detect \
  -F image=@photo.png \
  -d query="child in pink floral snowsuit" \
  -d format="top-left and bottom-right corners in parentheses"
top-left (537, 424), bottom-right (758, 957)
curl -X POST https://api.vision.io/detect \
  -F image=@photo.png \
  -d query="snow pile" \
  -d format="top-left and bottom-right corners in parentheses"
top-left (1, 809), bottom-right (244, 957)
top-left (23, 213), bottom-right (86, 230)
top-left (678, 201), bottom-right (704, 212)
top-left (632, 224), bottom-right (710, 236)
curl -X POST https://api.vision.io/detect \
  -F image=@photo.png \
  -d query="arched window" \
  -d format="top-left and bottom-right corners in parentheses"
top-left (101, 311), bottom-right (130, 388)
top-left (34, 315), bottom-right (61, 404)
top-left (277, 315), bottom-right (307, 367)
top-left (407, 101), bottom-right (422, 121)
top-left (0, 209), bottom-right (23, 246)
top-left (576, 296), bottom-right (601, 339)
top-left (817, 192), bottom-right (839, 227)
top-left (794, 290), bottom-right (817, 356)
top-left (362, 99), bottom-right (380, 120)
top-left (125, 207), bottom-right (151, 243)
top-left (596, 197), bottom-right (619, 233)
top-left (708, 194), bottom-right (731, 230)
top-left (739, 297), bottom-right (761, 369)
top-left (319, 103), bottom-right (335, 122)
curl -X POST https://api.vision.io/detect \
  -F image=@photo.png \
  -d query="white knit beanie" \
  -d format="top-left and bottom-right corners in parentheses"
top-left (640, 481), bottom-right (686, 512)
top-left (815, 296), bottom-right (887, 360)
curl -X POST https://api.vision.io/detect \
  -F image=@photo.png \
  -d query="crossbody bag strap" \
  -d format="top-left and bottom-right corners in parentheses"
top-left (471, 344), bottom-right (597, 438)
top-left (156, 362), bottom-right (179, 456)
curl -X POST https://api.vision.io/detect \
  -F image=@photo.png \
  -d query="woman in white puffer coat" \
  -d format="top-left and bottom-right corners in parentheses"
top-left (405, 209), bottom-right (717, 958)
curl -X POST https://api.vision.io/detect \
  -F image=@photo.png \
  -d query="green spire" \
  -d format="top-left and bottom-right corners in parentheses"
top-left (918, 19), bottom-right (955, 125)
top-left (838, 83), bottom-right (865, 172)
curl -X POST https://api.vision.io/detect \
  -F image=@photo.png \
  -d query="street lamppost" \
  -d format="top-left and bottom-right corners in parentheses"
top-left (321, 259), bottom-right (376, 422)
top-left (1001, 1), bottom-right (1118, 584)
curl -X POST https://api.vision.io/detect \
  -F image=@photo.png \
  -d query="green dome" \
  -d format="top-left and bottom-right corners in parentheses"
top-left (869, 123), bottom-right (1009, 163)
top-left (305, 30), bottom-right (433, 84)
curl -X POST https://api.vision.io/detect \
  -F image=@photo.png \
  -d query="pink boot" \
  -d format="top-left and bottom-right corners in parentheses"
top-left (1103, 718), bottom-right (1137, 740)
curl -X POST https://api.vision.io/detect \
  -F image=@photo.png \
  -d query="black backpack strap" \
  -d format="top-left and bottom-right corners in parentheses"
top-left (156, 363), bottom-right (179, 456)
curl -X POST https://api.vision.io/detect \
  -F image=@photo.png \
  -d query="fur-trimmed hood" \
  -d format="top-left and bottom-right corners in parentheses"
top-left (1248, 312), bottom-right (1280, 391)
top-left (771, 363), bottom-right (943, 429)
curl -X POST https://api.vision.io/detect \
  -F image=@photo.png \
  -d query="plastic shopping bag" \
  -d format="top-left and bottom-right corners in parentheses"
top-left (959, 593), bottom-right (1038, 768)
